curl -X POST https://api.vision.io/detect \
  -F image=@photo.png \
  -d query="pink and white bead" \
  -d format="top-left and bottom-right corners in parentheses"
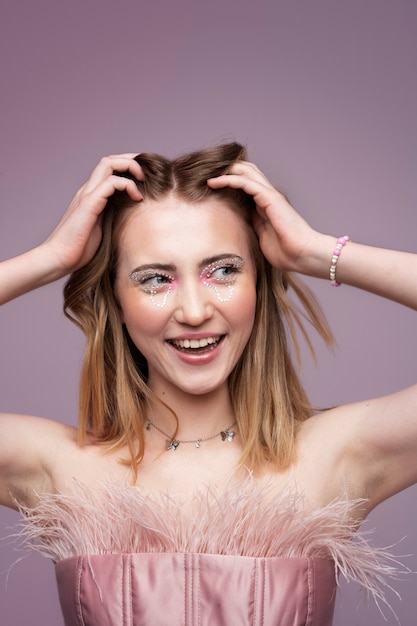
top-left (329, 235), bottom-right (350, 286)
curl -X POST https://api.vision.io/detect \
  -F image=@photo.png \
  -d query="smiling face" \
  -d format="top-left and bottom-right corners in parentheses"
top-left (114, 193), bottom-right (257, 401)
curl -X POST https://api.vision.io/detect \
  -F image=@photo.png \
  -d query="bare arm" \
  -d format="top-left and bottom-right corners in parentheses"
top-left (0, 154), bottom-right (143, 306)
top-left (208, 162), bottom-right (417, 505)
top-left (209, 161), bottom-right (417, 310)
top-left (0, 414), bottom-right (64, 509)
top-left (301, 237), bottom-right (417, 310)
top-left (0, 154), bottom-right (143, 507)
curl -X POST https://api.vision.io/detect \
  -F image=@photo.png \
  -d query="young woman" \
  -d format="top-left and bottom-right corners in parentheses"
top-left (1, 143), bottom-right (416, 625)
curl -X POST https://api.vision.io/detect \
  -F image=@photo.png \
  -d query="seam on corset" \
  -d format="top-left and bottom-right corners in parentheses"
top-left (190, 554), bottom-right (194, 626)
top-left (196, 554), bottom-right (201, 626)
top-left (121, 555), bottom-right (125, 626)
top-left (126, 554), bottom-right (132, 626)
top-left (253, 557), bottom-right (258, 626)
top-left (76, 556), bottom-right (86, 626)
top-left (306, 558), bottom-right (314, 626)
top-left (183, 552), bottom-right (187, 626)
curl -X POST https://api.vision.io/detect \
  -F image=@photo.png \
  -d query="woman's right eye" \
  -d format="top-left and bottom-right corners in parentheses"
top-left (142, 274), bottom-right (171, 286)
top-left (130, 270), bottom-right (174, 292)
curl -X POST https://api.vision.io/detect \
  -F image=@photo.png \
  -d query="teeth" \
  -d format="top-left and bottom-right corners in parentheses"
top-left (172, 336), bottom-right (220, 349)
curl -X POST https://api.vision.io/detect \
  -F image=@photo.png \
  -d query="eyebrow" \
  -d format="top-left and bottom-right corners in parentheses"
top-left (130, 262), bottom-right (177, 274)
top-left (130, 253), bottom-right (244, 275)
top-left (200, 253), bottom-right (244, 268)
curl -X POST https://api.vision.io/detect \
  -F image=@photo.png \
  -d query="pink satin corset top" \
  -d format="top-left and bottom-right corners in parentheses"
top-left (56, 552), bottom-right (336, 626)
top-left (19, 478), bottom-right (395, 625)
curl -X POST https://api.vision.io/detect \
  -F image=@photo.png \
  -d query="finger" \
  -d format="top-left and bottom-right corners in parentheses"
top-left (79, 176), bottom-right (143, 219)
top-left (84, 155), bottom-right (144, 192)
top-left (226, 161), bottom-right (267, 180)
top-left (251, 211), bottom-right (267, 235)
top-left (207, 173), bottom-right (270, 199)
top-left (94, 175), bottom-right (143, 204)
top-left (87, 156), bottom-right (144, 187)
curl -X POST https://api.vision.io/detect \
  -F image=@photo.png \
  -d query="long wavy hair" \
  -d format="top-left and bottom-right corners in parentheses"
top-left (64, 142), bottom-right (333, 474)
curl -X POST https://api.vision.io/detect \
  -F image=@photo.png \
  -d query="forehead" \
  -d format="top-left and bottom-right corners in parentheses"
top-left (116, 194), bottom-right (253, 263)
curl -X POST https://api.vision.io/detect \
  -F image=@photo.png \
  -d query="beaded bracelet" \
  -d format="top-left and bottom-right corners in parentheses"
top-left (330, 235), bottom-right (350, 286)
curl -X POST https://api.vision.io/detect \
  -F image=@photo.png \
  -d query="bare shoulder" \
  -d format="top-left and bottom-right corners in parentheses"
top-left (296, 406), bottom-right (349, 451)
top-left (0, 413), bottom-right (78, 509)
top-left (295, 386), bottom-right (417, 512)
top-left (294, 405), bottom-right (373, 506)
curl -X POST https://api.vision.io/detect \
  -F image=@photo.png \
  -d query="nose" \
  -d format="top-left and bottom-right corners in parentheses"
top-left (173, 278), bottom-right (215, 326)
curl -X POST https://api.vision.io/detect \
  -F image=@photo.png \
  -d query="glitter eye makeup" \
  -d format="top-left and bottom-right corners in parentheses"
top-left (200, 256), bottom-right (244, 303)
top-left (129, 268), bottom-right (174, 308)
top-left (129, 256), bottom-right (245, 307)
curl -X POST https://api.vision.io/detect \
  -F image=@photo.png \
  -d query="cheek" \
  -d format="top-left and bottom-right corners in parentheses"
top-left (229, 283), bottom-right (257, 331)
top-left (119, 294), bottom-right (168, 341)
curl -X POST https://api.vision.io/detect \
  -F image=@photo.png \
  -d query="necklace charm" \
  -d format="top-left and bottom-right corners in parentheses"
top-left (146, 418), bottom-right (237, 450)
top-left (221, 429), bottom-right (235, 442)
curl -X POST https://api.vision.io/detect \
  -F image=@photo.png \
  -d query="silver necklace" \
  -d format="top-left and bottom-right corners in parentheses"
top-left (146, 419), bottom-right (237, 451)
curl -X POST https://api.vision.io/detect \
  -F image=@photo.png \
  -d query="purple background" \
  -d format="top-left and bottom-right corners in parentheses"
top-left (1, 0), bottom-right (416, 624)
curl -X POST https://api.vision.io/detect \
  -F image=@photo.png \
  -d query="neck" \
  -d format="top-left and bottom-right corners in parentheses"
top-left (147, 384), bottom-right (235, 440)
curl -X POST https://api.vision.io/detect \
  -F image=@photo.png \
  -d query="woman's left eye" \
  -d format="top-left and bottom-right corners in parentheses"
top-left (208, 265), bottom-right (238, 281)
top-left (203, 258), bottom-right (244, 283)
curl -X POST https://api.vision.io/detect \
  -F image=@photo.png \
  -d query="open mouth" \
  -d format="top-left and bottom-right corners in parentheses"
top-left (168, 336), bottom-right (224, 353)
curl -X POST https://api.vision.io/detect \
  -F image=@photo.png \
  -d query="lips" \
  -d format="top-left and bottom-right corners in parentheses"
top-left (168, 335), bottom-right (223, 352)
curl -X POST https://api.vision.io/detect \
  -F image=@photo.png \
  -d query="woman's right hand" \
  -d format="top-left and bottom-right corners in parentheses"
top-left (43, 153), bottom-right (143, 277)
top-left (0, 154), bottom-right (143, 306)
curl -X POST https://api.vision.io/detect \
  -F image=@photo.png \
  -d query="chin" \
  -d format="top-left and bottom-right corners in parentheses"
top-left (173, 376), bottom-right (228, 397)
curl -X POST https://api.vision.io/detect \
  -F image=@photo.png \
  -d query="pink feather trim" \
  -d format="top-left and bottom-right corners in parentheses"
top-left (15, 478), bottom-right (407, 611)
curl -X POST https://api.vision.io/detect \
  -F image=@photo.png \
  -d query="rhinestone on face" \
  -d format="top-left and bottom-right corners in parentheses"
top-left (150, 286), bottom-right (172, 308)
top-left (167, 439), bottom-right (180, 451)
top-left (203, 282), bottom-right (234, 303)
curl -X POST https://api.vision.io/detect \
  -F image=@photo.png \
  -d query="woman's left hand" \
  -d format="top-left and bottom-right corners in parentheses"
top-left (207, 161), bottom-right (325, 274)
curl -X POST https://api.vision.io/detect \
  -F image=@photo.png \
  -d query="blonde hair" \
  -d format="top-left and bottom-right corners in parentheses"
top-left (64, 142), bottom-right (333, 474)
